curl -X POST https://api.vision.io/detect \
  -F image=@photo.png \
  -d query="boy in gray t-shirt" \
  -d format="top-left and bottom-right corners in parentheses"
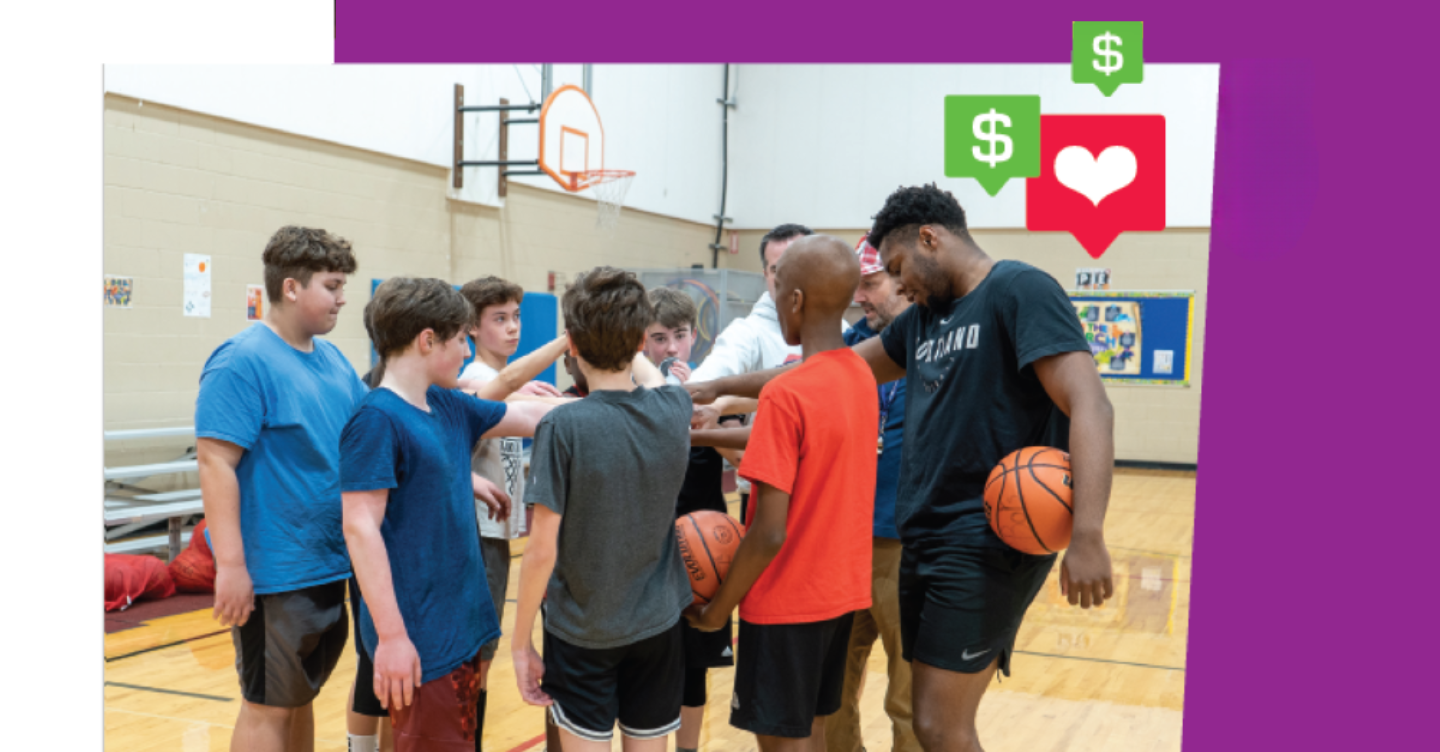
top-left (513, 267), bottom-right (693, 748)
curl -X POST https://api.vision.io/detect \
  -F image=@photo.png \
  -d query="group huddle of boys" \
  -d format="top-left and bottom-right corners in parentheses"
top-left (196, 184), bottom-right (1114, 752)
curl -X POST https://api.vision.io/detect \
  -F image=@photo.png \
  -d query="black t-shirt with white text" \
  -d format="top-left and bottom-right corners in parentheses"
top-left (879, 260), bottom-right (1089, 546)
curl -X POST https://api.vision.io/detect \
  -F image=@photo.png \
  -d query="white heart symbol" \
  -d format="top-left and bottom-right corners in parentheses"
top-left (1054, 146), bottom-right (1137, 207)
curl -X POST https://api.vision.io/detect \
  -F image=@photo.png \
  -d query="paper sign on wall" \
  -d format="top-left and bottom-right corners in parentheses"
top-left (104, 276), bottom-right (133, 308)
top-left (247, 284), bottom-right (265, 321)
top-left (1076, 267), bottom-right (1111, 291)
top-left (183, 254), bottom-right (211, 318)
top-left (1154, 349), bottom-right (1174, 375)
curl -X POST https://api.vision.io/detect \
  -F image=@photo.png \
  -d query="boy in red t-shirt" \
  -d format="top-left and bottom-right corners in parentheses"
top-left (687, 235), bottom-right (877, 750)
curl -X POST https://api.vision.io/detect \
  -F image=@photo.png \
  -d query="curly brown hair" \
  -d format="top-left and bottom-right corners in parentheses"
top-left (262, 226), bottom-right (358, 303)
top-left (563, 267), bottom-right (653, 372)
top-left (459, 276), bottom-right (525, 325)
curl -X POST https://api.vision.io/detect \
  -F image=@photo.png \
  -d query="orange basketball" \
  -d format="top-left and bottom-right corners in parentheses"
top-left (675, 511), bottom-right (745, 605)
top-left (983, 446), bottom-right (1074, 555)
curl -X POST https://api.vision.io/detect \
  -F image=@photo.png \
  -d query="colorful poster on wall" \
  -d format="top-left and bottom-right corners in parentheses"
top-left (1073, 300), bottom-right (1141, 375)
top-left (104, 275), bottom-right (133, 307)
top-left (1075, 267), bottom-right (1112, 291)
top-left (183, 254), bottom-right (211, 318)
top-left (246, 284), bottom-right (265, 321)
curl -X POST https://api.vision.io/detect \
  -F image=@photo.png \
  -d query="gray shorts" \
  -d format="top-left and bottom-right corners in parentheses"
top-left (479, 537), bottom-right (512, 661)
top-left (233, 579), bottom-right (348, 707)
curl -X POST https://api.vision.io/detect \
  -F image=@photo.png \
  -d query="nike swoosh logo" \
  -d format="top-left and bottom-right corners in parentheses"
top-left (962, 647), bottom-right (991, 661)
top-left (940, 316), bottom-right (954, 325)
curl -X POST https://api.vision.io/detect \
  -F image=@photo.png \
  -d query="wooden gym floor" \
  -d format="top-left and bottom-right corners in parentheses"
top-left (104, 468), bottom-right (1193, 752)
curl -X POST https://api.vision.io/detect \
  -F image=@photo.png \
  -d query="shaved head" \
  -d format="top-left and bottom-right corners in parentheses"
top-left (777, 235), bottom-right (861, 312)
top-left (773, 235), bottom-right (860, 345)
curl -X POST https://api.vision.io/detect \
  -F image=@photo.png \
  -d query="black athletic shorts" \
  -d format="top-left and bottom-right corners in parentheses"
top-left (348, 576), bottom-right (386, 717)
top-left (234, 579), bottom-right (349, 708)
top-left (898, 540), bottom-right (1055, 677)
top-left (679, 616), bottom-right (732, 707)
top-left (730, 612), bottom-right (853, 738)
top-left (542, 618), bottom-right (685, 742)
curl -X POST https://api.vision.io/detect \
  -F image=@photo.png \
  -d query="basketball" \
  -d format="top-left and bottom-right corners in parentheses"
top-left (983, 447), bottom-right (1074, 555)
top-left (675, 511), bottom-right (745, 605)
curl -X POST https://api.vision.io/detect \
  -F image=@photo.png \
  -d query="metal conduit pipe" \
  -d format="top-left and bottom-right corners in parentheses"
top-left (710, 64), bottom-right (735, 268)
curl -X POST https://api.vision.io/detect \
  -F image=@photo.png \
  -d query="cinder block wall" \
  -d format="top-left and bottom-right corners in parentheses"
top-left (104, 92), bottom-right (1205, 469)
top-left (103, 93), bottom-right (712, 472)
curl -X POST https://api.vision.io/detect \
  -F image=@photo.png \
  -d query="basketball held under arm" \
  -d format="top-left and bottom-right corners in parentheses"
top-left (685, 480), bottom-right (789, 632)
top-left (851, 336), bottom-right (906, 385)
top-left (1033, 350), bottom-right (1115, 609)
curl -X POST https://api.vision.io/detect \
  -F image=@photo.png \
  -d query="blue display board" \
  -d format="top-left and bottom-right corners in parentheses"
top-left (369, 279), bottom-right (559, 385)
top-left (512, 291), bottom-right (558, 384)
top-left (1068, 291), bottom-right (1194, 386)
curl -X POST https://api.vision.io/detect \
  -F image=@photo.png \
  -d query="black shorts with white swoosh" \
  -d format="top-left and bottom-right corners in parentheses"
top-left (898, 540), bottom-right (1055, 676)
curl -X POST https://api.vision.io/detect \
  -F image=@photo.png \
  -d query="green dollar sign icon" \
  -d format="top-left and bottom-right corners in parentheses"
top-left (944, 96), bottom-right (1040, 197)
top-left (1073, 22), bottom-right (1144, 96)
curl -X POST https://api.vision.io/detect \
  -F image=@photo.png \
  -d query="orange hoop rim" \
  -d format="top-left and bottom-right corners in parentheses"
top-left (574, 169), bottom-right (636, 191)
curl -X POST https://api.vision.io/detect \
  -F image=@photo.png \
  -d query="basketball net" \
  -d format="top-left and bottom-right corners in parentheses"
top-left (578, 170), bottom-right (636, 230)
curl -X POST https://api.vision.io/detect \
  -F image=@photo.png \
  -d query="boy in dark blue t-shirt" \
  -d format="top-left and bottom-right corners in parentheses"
top-left (340, 277), bottom-right (558, 752)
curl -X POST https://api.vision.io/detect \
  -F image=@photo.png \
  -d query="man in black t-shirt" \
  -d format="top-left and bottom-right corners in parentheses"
top-left (686, 184), bottom-right (1115, 752)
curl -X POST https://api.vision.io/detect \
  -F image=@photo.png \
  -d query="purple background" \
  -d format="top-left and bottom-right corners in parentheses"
top-left (338, 4), bottom-right (1437, 749)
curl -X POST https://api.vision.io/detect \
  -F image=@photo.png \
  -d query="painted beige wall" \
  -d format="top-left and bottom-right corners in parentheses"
top-left (718, 228), bottom-right (1208, 466)
top-left (103, 94), bottom-right (712, 472)
top-left (104, 92), bottom-right (1205, 470)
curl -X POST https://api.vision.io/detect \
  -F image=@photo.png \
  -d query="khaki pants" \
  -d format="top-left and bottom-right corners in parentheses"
top-left (825, 538), bottom-right (920, 752)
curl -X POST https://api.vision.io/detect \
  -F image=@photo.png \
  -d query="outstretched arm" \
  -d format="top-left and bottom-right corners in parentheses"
top-left (480, 400), bottom-right (557, 440)
top-left (632, 351), bottom-right (665, 389)
top-left (686, 364), bottom-right (794, 404)
top-left (690, 425), bottom-right (752, 450)
top-left (692, 395), bottom-right (760, 430)
top-left (1033, 350), bottom-right (1115, 609)
top-left (685, 480), bottom-right (789, 632)
top-left (463, 334), bottom-right (569, 401)
top-left (850, 336), bottom-right (906, 385)
top-left (512, 505), bottom-right (560, 706)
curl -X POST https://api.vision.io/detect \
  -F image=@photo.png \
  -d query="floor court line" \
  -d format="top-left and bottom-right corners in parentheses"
top-left (104, 681), bottom-right (233, 702)
top-left (106, 628), bottom-right (229, 663)
top-left (503, 732), bottom-right (548, 752)
top-left (1013, 650), bottom-right (1184, 672)
top-left (1109, 545), bottom-right (1191, 559)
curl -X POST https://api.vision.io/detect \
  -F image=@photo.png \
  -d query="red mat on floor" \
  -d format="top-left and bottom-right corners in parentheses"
top-left (105, 593), bottom-right (215, 634)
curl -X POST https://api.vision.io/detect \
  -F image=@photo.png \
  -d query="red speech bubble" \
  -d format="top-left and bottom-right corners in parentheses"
top-left (1026, 115), bottom-right (1165, 259)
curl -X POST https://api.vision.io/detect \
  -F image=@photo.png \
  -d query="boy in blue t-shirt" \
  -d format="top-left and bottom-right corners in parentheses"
top-left (195, 226), bottom-right (367, 751)
top-left (340, 277), bottom-right (558, 752)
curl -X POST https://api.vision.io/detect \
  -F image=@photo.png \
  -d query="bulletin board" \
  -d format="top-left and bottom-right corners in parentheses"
top-left (369, 279), bottom-right (559, 385)
top-left (1068, 291), bottom-right (1195, 386)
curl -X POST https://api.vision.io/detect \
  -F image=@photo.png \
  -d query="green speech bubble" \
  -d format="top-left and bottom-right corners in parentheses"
top-left (1073, 22), bottom-right (1144, 97)
top-left (943, 95), bottom-right (1040, 197)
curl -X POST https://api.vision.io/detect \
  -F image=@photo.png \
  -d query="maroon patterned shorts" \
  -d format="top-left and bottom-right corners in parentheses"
top-left (389, 651), bottom-right (483, 752)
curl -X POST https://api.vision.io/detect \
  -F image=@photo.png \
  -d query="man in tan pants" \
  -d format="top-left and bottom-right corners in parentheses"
top-left (827, 236), bottom-right (920, 752)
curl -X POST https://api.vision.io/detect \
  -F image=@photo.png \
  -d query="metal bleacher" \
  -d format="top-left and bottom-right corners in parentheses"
top-left (104, 427), bottom-right (202, 560)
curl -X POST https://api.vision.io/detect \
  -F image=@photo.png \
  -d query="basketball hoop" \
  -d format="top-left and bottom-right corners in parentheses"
top-left (577, 169), bottom-right (635, 230)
